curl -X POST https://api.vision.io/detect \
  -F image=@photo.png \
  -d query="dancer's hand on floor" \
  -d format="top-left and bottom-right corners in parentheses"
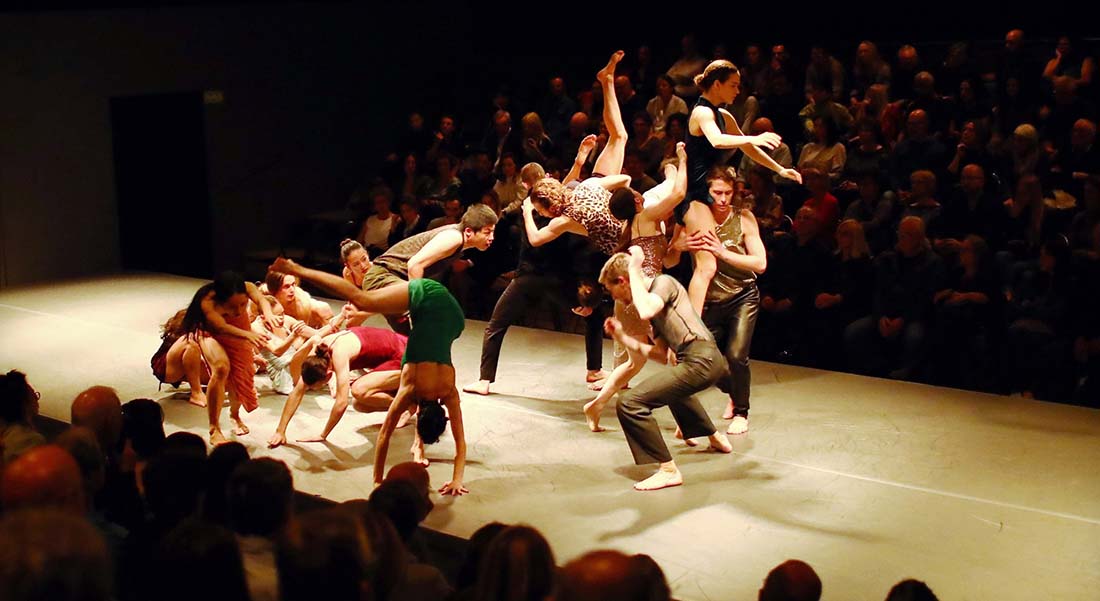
top-left (439, 480), bottom-right (469, 496)
top-left (267, 431), bottom-right (287, 448)
top-left (297, 434), bottom-right (326, 443)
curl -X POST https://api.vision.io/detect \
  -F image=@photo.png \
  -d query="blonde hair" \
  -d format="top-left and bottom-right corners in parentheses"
top-left (836, 219), bottom-right (870, 260)
top-left (529, 178), bottom-right (568, 216)
top-left (598, 253), bottom-right (631, 287)
top-left (694, 60), bottom-right (739, 90)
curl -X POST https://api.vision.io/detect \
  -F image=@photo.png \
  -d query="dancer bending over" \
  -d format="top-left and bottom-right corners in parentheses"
top-left (266, 325), bottom-right (408, 448)
top-left (180, 272), bottom-right (275, 445)
top-left (598, 248), bottom-right (732, 491)
top-left (252, 296), bottom-right (349, 395)
top-left (683, 60), bottom-right (800, 314)
top-left (152, 309), bottom-right (210, 407)
top-left (269, 258), bottom-right (469, 496)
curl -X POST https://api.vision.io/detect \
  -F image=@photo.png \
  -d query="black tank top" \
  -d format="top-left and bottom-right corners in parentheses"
top-left (686, 95), bottom-right (726, 203)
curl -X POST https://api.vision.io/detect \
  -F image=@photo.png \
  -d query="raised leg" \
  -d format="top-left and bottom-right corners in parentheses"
top-left (593, 50), bottom-right (628, 177)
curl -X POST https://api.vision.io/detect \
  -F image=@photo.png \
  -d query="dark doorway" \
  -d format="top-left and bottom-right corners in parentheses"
top-left (111, 92), bottom-right (212, 278)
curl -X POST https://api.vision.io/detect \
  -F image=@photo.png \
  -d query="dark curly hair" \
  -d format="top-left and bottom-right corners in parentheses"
top-left (301, 344), bottom-right (333, 386)
top-left (416, 400), bottom-right (448, 444)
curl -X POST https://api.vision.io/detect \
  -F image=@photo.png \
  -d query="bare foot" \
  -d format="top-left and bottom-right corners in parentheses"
top-left (411, 443), bottom-right (429, 467)
top-left (634, 467), bottom-right (683, 491)
top-left (231, 415), bottom-right (250, 436)
top-left (582, 399), bottom-right (606, 432)
top-left (210, 428), bottom-right (228, 446)
top-left (586, 370), bottom-right (609, 383)
top-left (708, 433), bottom-right (733, 453)
top-left (267, 431), bottom-right (287, 448)
top-left (587, 380), bottom-right (629, 392)
top-left (395, 409), bottom-right (413, 429)
top-left (188, 392), bottom-right (208, 408)
top-left (674, 426), bottom-right (698, 447)
top-left (727, 415), bottom-right (749, 435)
top-left (722, 401), bottom-right (735, 420)
top-left (462, 380), bottom-right (491, 395)
top-left (597, 50), bottom-right (625, 82)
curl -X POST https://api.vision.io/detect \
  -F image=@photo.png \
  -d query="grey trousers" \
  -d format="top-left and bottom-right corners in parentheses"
top-left (616, 340), bottom-right (726, 464)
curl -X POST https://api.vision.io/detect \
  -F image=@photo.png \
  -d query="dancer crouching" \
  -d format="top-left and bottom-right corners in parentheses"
top-left (599, 247), bottom-right (732, 491)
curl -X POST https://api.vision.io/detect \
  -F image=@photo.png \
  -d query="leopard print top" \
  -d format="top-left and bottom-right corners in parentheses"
top-left (561, 178), bottom-right (624, 255)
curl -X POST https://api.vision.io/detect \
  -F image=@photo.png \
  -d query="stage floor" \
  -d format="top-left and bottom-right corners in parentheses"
top-left (2, 273), bottom-right (1099, 600)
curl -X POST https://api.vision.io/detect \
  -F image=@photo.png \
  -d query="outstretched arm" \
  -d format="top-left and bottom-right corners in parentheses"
top-left (696, 105), bottom-right (772, 150)
top-left (626, 247), bottom-right (664, 320)
top-left (373, 382), bottom-right (415, 484)
top-left (438, 388), bottom-right (468, 496)
top-left (521, 198), bottom-right (587, 246)
top-left (268, 376), bottom-right (311, 447)
top-left (719, 109), bottom-right (802, 183)
top-left (302, 347), bottom-right (352, 442)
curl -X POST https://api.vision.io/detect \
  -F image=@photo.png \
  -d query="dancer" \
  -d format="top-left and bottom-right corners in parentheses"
top-left (151, 308), bottom-right (211, 407)
top-left (251, 295), bottom-right (349, 395)
top-left (263, 271), bottom-right (335, 329)
top-left (582, 142), bottom-right (688, 425)
top-left (358, 204), bottom-right (497, 334)
top-left (463, 162), bottom-right (610, 396)
top-left (598, 247), bottom-right (732, 490)
top-left (266, 325), bottom-right (408, 448)
top-left (679, 166), bottom-right (766, 435)
top-left (269, 258), bottom-right (469, 496)
top-left (521, 51), bottom-right (632, 257)
top-left (338, 238), bottom-right (373, 326)
top-left (179, 272), bottom-right (276, 445)
top-left (682, 60), bottom-right (801, 314)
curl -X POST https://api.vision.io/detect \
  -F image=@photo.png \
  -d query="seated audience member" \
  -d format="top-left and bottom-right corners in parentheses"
top-left (902, 71), bottom-right (951, 133)
top-left (119, 398), bottom-right (165, 488)
top-left (648, 74), bottom-right (689, 136)
top-left (758, 559), bottom-right (822, 601)
top-left (202, 441), bottom-right (249, 526)
top-left (359, 187), bottom-right (401, 255)
top-left (427, 196), bottom-right (465, 230)
top-left (947, 78), bottom-right (993, 139)
top-left (845, 216), bottom-right (945, 380)
top-left (997, 123), bottom-right (1050, 193)
top-left (937, 164), bottom-right (1003, 252)
top-left (850, 83), bottom-right (901, 144)
top-left (424, 154), bottom-right (463, 201)
top-left (71, 386), bottom-right (138, 528)
top-left (850, 40), bottom-right (892, 102)
top-left (278, 508), bottom-right (376, 601)
top-left (1051, 118), bottom-right (1100, 201)
top-left (1001, 174), bottom-right (1051, 260)
top-left (1002, 237), bottom-right (1074, 399)
top-left (808, 220), bottom-right (874, 369)
top-left (119, 448), bottom-right (206, 601)
top-left (227, 458), bottom-right (293, 601)
top-left (899, 170), bottom-right (943, 233)
top-left (798, 82), bottom-right (854, 140)
top-left (623, 150), bottom-right (657, 194)
top-left (845, 174), bottom-right (898, 254)
top-left (1, 445), bottom-right (84, 512)
top-left (662, 112), bottom-right (690, 161)
top-left (0, 509), bottom-right (112, 601)
top-left (520, 112), bottom-right (556, 166)
top-left (1068, 175), bottom-right (1100, 251)
top-left (394, 154), bottom-right (429, 202)
top-left (539, 76), bottom-right (578, 141)
top-left (0, 370), bottom-right (45, 465)
top-left (885, 578), bottom-right (940, 601)
top-left (493, 153), bottom-right (527, 207)
top-left (369, 480), bottom-right (452, 600)
top-left (745, 166), bottom-right (785, 238)
top-left (1040, 76), bottom-right (1096, 152)
top-left (993, 76), bottom-right (1036, 142)
top-left (797, 116), bottom-right (848, 183)
top-left (339, 500), bottom-right (406, 601)
top-left (557, 112), bottom-right (592, 167)
top-left (156, 519), bottom-right (251, 601)
top-left (805, 45), bottom-right (846, 103)
top-left (626, 110), bottom-right (664, 175)
top-left (557, 549), bottom-right (670, 601)
top-left (474, 525), bottom-right (556, 601)
top-left (163, 431), bottom-right (207, 458)
top-left (263, 270), bottom-right (335, 329)
top-left (931, 235), bottom-right (1003, 389)
top-left (390, 199), bottom-right (429, 247)
top-left (739, 118), bottom-right (794, 185)
top-left (54, 427), bottom-right (128, 560)
top-left (459, 150), bottom-right (497, 207)
top-left (843, 119), bottom-right (890, 184)
top-left (756, 207), bottom-right (832, 362)
top-left (427, 115), bottom-right (463, 163)
top-left (799, 167), bottom-right (840, 243)
top-left (890, 109), bottom-right (948, 191)
top-left (452, 522), bottom-right (509, 600)
top-left (946, 120), bottom-right (996, 181)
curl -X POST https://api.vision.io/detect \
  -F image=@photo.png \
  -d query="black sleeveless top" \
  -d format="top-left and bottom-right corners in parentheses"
top-left (682, 96), bottom-right (726, 223)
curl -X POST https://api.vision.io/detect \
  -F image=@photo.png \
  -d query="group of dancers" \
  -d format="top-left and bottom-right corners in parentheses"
top-left (152, 51), bottom-right (802, 492)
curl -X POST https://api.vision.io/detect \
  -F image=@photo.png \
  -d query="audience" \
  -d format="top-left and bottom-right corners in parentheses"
top-left (0, 509), bottom-right (113, 601)
top-left (758, 559), bottom-right (822, 601)
top-left (473, 525), bottom-right (555, 601)
top-left (227, 457), bottom-right (291, 601)
top-left (0, 370), bottom-right (45, 464)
